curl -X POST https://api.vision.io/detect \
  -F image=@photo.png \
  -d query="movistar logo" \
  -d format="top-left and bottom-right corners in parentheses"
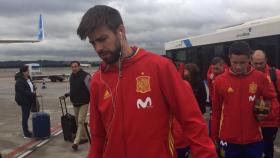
top-left (220, 140), bottom-right (228, 147)
top-left (249, 95), bottom-right (256, 102)
top-left (136, 97), bottom-right (152, 109)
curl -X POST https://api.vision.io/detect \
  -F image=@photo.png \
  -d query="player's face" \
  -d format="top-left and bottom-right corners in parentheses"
top-left (230, 54), bottom-right (250, 75)
top-left (212, 63), bottom-right (224, 75)
top-left (251, 56), bottom-right (266, 72)
top-left (23, 69), bottom-right (30, 78)
top-left (88, 26), bottom-right (121, 64)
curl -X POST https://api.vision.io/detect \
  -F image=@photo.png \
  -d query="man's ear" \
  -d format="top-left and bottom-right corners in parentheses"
top-left (117, 25), bottom-right (125, 37)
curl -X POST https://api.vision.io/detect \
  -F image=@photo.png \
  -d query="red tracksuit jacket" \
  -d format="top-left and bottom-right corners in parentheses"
top-left (211, 67), bottom-right (276, 144)
top-left (172, 81), bottom-right (191, 149)
top-left (260, 65), bottom-right (280, 127)
top-left (89, 47), bottom-right (217, 158)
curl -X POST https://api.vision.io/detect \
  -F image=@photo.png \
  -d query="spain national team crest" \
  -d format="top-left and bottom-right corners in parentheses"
top-left (136, 72), bottom-right (151, 93)
top-left (249, 82), bottom-right (257, 94)
top-left (103, 89), bottom-right (111, 99)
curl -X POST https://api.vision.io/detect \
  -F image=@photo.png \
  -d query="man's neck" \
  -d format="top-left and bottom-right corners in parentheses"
top-left (230, 68), bottom-right (250, 76)
top-left (121, 45), bottom-right (134, 58)
top-left (112, 45), bottom-right (134, 67)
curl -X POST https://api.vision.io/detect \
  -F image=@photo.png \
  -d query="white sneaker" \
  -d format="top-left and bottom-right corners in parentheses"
top-left (22, 134), bottom-right (32, 139)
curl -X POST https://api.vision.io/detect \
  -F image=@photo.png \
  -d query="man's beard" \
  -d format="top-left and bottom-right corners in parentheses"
top-left (102, 40), bottom-right (122, 64)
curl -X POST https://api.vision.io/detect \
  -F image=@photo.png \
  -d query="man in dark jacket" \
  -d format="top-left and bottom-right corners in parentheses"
top-left (15, 65), bottom-right (36, 138)
top-left (65, 61), bottom-right (91, 151)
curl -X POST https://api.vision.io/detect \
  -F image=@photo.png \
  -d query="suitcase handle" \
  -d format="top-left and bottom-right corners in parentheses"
top-left (84, 122), bottom-right (91, 144)
top-left (59, 96), bottom-right (68, 115)
top-left (36, 95), bottom-right (43, 112)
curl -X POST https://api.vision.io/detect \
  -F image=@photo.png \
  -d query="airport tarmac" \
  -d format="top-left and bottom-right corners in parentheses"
top-left (1, 67), bottom-right (280, 158)
top-left (0, 67), bottom-right (94, 158)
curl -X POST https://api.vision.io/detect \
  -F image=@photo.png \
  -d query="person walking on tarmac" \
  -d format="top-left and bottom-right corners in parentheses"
top-left (211, 41), bottom-right (277, 158)
top-left (15, 65), bottom-right (36, 138)
top-left (184, 63), bottom-right (207, 114)
top-left (64, 61), bottom-right (91, 151)
top-left (251, 50), bottom-right (280, 158)
top-left (77, 5), bottom-right (217, 158)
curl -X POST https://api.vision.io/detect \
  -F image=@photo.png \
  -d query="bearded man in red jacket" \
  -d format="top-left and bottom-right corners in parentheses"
top-left (207, 57), bottom-right (227, 100)
top-left (211, 41), bottom-right (276, 158)
top-left (77, 5), bottom-right (217, 158)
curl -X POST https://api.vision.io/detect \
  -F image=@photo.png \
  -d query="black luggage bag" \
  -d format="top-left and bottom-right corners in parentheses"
top-left (59, 96), bottom-right (77, 142)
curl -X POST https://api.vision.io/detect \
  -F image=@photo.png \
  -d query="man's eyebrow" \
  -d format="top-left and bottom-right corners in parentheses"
top-left (96, 35), bottom-right (107, 41)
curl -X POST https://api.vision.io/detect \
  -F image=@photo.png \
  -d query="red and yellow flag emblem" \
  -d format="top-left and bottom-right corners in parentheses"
top-left (136, 72), bottom-right (151, 93)
top-left (103, 89), bottom-right (111, 99)
top-left (249, 82), bottom-right (257, 94)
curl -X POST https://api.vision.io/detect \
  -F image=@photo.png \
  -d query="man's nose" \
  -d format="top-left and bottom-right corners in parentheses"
top-left (236, 64), bottom-right (242, 69)
top-left (94, 42), bottom-right (103, 53)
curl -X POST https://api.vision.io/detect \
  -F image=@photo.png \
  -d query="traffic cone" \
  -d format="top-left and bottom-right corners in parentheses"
top-left (42, 79), bottom-right (46, 89)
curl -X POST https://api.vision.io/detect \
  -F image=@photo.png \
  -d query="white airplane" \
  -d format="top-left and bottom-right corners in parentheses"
top-left (0, 14), bottom-right (44, 43)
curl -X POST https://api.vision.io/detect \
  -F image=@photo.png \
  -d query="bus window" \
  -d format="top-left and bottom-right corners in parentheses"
top-left (200, 46), bottom-right (214, 79)
top-left (176, 49), bottom-right (187, 62)
top-left (189, 48), bottom-right (198, 63)
top-left (254, 36), bottom-right (278, 67)
top-left (166, 51), bottom-right (173, 58)
top-left (214, 44), bottom-right (224, 57)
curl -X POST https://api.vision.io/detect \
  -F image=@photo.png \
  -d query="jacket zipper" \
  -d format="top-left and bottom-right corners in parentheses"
top-left (239, 77), bottom-right (243, 142)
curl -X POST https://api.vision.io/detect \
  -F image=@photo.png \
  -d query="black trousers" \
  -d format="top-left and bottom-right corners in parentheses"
top-left (261, 127), bottom-right (278, 158)
top-left (176, 147), bottom-right (190, 158)
top-left (21, 104), bottom-right (31, 135)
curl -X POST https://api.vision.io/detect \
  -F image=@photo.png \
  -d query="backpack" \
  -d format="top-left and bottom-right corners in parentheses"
top-left (269, 67), bottom-right (280, 102)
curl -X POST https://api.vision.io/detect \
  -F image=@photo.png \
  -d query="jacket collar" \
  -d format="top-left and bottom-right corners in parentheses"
top-left (228, 65), bottom-right (254, 76)
top-left (100, 46), bottom-right (144, 73)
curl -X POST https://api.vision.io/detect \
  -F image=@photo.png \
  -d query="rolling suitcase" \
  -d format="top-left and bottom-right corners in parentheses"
top-left (59, 96), bottom-right (77, 142)
top-left (32, 95), bottom-right (51, 139)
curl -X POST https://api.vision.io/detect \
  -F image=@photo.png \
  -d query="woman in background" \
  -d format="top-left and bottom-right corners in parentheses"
top-left (15, 65), bottom-right (36, 138)
top-left (184, 63), bottom-right (207, 114)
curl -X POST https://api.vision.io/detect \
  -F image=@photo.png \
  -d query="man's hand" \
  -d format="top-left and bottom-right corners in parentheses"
top-left (64, 93), bottom-right (70, 98)
top-left (59, 96), bottom-right (65, 100)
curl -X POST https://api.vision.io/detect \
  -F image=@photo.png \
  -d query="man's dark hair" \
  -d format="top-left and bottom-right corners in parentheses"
top-left (185, 63), bottom-right (200, 81)
top-left (228, 41), bottom-right (251, 57)
top-left (20, 65), bottom-right (29, 73)
top-left (211, 57), bottom-right (224, 65)
top-left (70, 61), bottom-right (80, 66)
top-left (77, 5), bottom-right (123, 40)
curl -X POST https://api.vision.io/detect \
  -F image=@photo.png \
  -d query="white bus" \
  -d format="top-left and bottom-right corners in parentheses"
top-left (165, 15), bottom-right (280, 79)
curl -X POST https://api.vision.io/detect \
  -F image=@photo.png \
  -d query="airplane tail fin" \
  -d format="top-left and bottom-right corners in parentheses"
top-left (37, 14), bottom-right (44, 41)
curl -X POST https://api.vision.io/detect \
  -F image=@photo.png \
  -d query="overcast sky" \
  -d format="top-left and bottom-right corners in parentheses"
top-left (0, 0), bottom-right (280, 61)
